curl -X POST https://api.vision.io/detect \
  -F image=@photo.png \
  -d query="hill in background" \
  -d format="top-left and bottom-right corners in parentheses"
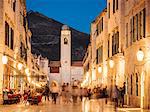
top-left (27, 11), bottom-right (90, 61)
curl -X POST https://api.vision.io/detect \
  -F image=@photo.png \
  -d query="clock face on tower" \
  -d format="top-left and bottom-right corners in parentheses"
top-left (63, 60), bottom-right (68, 65)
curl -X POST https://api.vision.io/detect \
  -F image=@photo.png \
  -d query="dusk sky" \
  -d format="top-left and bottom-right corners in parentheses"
top-left (26, 0), bottom-right (106, 34)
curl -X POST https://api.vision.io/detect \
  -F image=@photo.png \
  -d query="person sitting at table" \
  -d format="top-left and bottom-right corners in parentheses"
top-left (3, 87), bottom-right (8, 104)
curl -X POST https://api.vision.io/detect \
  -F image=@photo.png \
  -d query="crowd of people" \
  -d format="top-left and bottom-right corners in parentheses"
top-left (86, 82), bottom-right (126, 108)
top-left (42, 81), bottom-right (125, 107)
top-left (3, 81), bottom-right (126, 107)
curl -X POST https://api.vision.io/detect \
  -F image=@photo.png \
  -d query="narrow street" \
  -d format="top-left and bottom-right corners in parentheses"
top-left (0, 0), bottom-right (150, 111)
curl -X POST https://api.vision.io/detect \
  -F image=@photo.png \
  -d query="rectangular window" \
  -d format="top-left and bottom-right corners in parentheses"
top-left (136, 14), bottom-right (138, 41)
top-left (96, 25), bottom-right (99, 36)
top-left (116, 31), bottom-right (119, 53)
top-left (116, 0), bottom-right (118, 10)
top-left (132, 17), bottom-right (135, 42)
top-left (112, 31), bottom-right (119, 56)
top-left (100, 46), bottom-right (103, 63)
top-left (139, 8), bottom-right (146, 39)
top-left (108, 40), bottom-right (110, 58)
top-left (112, 34), bottom-right (115, 55)
top-left (96, 49), bottom-right (98, 64)
top-left (126, 23), bottom-right (128, 47)
top-left (129, 8), bottom-right (146, 44)
top-left (102, 17), bottom-right (103, 31)
top-left (130, 19), bottom-right (133, 45)
top-left (5, 21), bottom-right (14, 49)
top-left (13, 0), bottom-right (16, 12)
top-left (143, 8), bottom-right (146, 38)
top-left (139, 12), bottom-right (142, 39)
top-left (10, 28), bottom-right (14, 50)
top-left (113, 0), bottom-right (115, 13)
top-left (5, 22), bottom-right (9, 46)
top-left (97, 17), bottom-right (104, 35)
top-left (96, 46), bottom-right (103, 64)
top-left (108, 3), bottom-right (110, 18)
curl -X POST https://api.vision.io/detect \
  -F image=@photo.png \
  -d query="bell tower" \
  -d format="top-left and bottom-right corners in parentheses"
top-left (60, 25), bottom-right (71, 84)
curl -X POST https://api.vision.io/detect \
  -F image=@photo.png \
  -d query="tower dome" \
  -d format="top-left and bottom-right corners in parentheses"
top-left (62, 25), bottom-right (70, 30)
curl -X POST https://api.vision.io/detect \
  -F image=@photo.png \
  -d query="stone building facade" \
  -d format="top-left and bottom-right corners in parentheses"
top-left (83, 0), bottom-right (150, 109)
top-left (82, 44), bottom-right (92, 87)
top-left (124, 0), bottom-right (150, 109)
top-left (0, 0), bottom-right (32, 102)
top-left (91, 9), bottom-right (109, 87)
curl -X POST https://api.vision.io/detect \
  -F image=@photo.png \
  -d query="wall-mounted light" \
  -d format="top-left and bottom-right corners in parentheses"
top-left (18, 63), bottom-right (23, 70)
top-left (137, 49), bottom-right (144, 62)
top-left (2, 55), bottom-right (8, 65)
top-left (25, 68), bottom-right (29, 75)
top-left (98, 66), bottom-right (102, 73)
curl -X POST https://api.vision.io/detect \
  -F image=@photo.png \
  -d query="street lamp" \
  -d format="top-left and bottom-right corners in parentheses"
top-left (136, 48), bottom-right (147, 108)
top-left (2, 55), bottom-right (8, 64)
top-left (25, 68), bottom-right (29, 75)
top-left (136, 49), bottom-right (144, 62)
top-left (17, 63), bottom-right (23, 70)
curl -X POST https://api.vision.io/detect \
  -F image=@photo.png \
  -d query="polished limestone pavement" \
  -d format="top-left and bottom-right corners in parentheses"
top-left (0, 102), bottom-right (81, 112)
top-left (0, 98), bottom-right (150, 112)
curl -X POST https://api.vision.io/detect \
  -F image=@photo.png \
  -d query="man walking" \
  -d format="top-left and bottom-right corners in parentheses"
top-left (121, 82), bottom-right (126, 107)
top-left (43, 84), bottom-right (50, 101)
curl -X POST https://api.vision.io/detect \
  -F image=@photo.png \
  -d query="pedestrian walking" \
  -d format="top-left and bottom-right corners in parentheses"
top-left (72, 82), bottom-right (79, 104)
top-left (80, 87), bottom-right (84, 102)
top-left (112, 85), bottom-right (119, 111)
top-left (87, 89), bottom-right (92, 100)
top-left (120, 82), bottom-right (125, 107)
top-left (61, 83), bottom-right (66, 103)
top-left (43, 84), bottom-right (50, 101)
top-left (65, 83), bottom-right (72, 103)
top-left (51, 82), bottom-right (59, 104)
